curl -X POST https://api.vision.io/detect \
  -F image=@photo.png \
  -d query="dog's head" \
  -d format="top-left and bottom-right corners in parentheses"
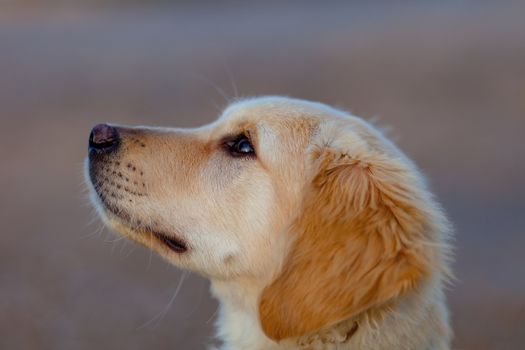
top-left (86, 96), bottom-right (450, 341)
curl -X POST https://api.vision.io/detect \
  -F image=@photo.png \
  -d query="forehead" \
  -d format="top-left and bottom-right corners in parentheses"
top-left (221, 96), bottom-right (341, 124)
top-left (209, 97), bottom-right (343, 139)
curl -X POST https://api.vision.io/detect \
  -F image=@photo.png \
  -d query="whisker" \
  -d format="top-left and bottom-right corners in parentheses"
top-left (118, 237), bottom-right (129, 255)
top-left (147, 232), bottom-right (154, 271)
top-left (79, 221), bottom-right (106, 240)
top-left (188, 72), bottom-right (231, 105)
top-left (137, 271), bottom-right (188, 329)
top-left (124, 243), bottom-right (136, 258)
top-left (184, 276), bottom-right (206, 319)
top-left (206, 305), bottom-right (219, 324)
top-left (224, 66), bottom-right (239, 100)
top-left (105, 235), bottom-right (126, 244)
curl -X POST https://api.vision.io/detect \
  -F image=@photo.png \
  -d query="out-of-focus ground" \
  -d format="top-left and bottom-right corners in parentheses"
top-left (1, 1), bottom-right (524, 349)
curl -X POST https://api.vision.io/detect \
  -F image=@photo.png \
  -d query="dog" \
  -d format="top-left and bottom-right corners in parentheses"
top-left (86, 96), bottom-right (453, 350)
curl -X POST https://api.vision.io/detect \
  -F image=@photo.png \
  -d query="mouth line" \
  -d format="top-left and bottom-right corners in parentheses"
top-left (91, 190), bottom-right (188, 254)
top-left (88, 170), bottom-right (187, 254)
top-left (151, 231), bottom-right (188, 254)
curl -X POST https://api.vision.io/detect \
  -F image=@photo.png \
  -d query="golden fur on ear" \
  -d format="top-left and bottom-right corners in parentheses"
top-left (259, 145), bottom-right (444, 341)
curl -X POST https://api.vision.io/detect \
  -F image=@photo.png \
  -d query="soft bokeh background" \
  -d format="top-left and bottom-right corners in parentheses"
top-left (1, 1), bottom-right (524, 349)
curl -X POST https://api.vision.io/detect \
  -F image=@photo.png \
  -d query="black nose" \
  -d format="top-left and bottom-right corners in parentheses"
top-left (89, 124), bottom-right (119, 152)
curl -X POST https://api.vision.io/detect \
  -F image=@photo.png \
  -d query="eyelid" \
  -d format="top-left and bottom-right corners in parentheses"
top-left (244, 128), bottom-right (257, 149)
top-left (223, 129), bottom-right (254, 146)
top-left (223, 134), bottom-right (249, 146)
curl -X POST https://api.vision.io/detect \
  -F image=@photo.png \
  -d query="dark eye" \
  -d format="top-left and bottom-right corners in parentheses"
top-left (226, 136), bottom-right (255, 157)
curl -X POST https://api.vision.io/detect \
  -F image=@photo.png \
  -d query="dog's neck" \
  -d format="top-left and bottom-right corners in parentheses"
top-left (210, 277), bottom-right (276, 350)
top-left (210, 278), bottom-right (359, 350)
top-left (210, 278), bottom-right (450, 350)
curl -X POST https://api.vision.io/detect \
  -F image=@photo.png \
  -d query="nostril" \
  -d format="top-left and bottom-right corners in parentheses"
top-left (89, 124), bottom-right (119, 151)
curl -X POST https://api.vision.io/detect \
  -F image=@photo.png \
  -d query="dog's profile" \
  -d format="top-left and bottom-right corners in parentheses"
top-left (86, 97), bottom-right (453, 350)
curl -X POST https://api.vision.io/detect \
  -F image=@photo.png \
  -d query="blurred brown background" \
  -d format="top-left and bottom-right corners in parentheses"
top-left (1, 1), bottom-right (524, 349)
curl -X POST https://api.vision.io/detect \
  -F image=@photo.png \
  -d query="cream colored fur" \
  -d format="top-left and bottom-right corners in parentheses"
top-left (86, 96), bottom-right (453, 350)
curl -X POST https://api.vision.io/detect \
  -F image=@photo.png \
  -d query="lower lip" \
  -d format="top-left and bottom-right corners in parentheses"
top-left (152, 232), bottom-right (188, 253)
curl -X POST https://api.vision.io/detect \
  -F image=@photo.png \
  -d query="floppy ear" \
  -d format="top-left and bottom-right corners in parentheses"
top-left (258, 136), bottom-right (440, 341)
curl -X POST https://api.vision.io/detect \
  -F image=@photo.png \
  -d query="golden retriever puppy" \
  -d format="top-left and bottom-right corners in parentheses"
top-left (86, 97), bottom-right (453, 350)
